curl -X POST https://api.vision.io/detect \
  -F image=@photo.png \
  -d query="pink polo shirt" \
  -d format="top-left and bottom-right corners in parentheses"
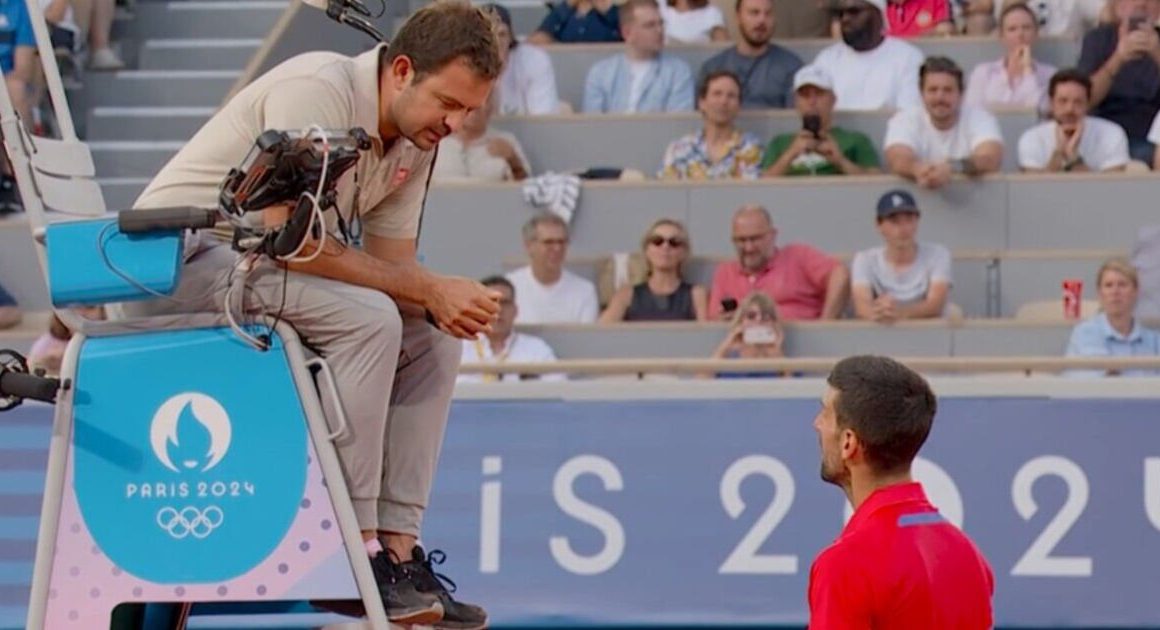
top-left (708, 243), bottom-right (839, 320)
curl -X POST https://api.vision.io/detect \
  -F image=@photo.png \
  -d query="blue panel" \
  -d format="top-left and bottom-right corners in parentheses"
top-left (46, 219), bottom-right (182, 305)
top-left (71, 327), bottom-right (308, 583)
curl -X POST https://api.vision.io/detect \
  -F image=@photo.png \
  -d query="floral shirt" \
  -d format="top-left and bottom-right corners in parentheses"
top-left (660, 129), bottom-right (763, 180)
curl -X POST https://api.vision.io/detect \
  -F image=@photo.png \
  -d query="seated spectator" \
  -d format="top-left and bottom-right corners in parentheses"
top-left (710, 292), bottom-right (787, 379)
top-left (529, 0), bottom-right (622, 44)
top-left (995, 0), bottom-right (1108, 38)
top-left (698, 0), bottom-right (802, 109)
top-left (1077, 0), bottom-right (1160, 164)
top-left (965, 2), bottom-right (1057, 111)
top-left (488, 4), bottom-right (561, 115)
top-left (73, 0), bottom-right (124, 70)
top-left (1066, 258), bottom-right (1160, 376)
top-left (709, 204), bottom-right (849, 321)
top-left (506, 213), bottom-right (599, 323)
top-left (27, 306), bottom-right (104, 375)
top-left (761, 65), bottom-right (881, 176)
top-left (0, 283), bottom-right (20, 330)
top-left (433, 95), bottom-right (530, 182)
top-left (812, 0), bottom-right (925, 110)
top-left (885, 0), bottom-right (954, 37)
top-left (772, 0), bottom-right (833, 38)
top-left (851, 190), bottom-right (952, 323)
top-left (583, 0), bottom-right (694, 113)
top-left (954, 0), bottom-right (996, 35)
top-left (42, 0), bottom-right (80, 87)
top-left (600, 218), bottom-right (709, 321)
top-left (660, 70), bottom-right (763, 179)
top-left (660, 0), bottom-right (728, 42)
top-left (1019, 69), bottom-right (1129, 172)
top-left (458, 276), bottom-right (564, 383)
top-left (885, 56), bottom-right (1005, 189)
top-left (0, 0), bottom-right (36, 213)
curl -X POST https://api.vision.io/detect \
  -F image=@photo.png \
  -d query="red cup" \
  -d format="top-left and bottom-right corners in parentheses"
top-left (1062, 279), bottom-right (1083, 320)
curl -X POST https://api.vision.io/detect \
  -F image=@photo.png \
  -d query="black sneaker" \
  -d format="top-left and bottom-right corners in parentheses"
top-left (401, 546), bottom-right (488, 630)
top-left (313, 550), bottom-right (445, 624)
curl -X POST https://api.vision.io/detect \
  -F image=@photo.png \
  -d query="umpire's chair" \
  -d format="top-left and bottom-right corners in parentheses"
top-left (1, 0), bottom-right (395, 627)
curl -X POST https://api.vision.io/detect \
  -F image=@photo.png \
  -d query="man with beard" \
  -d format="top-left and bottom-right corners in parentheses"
top-left (808, 355), bottom-right (994, 629)
top-left (698, 0), bottom-right (802, 108)
top-left (661, 70), bottom-right (764, 179)
top-left (884, 56), bottom-right (1004, 189)
top-left (126, 4), bottom-right (502, 626)
top-left (812, 0), bottom-right (924, 110)
top-left (1019, 68), bottom-right (1129, 172)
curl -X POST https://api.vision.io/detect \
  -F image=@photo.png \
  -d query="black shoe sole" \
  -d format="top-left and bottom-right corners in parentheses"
top-left (432, 619), bottom-right (488, 630)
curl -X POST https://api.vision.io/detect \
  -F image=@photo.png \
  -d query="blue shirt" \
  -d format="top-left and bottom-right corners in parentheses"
top-left (0, 0), bottom-right (35, 74)
top-left (583, 53), bottom-right (694, 113)
top-left (536, 2), bottom-right (621, 43)
top-left (1065, 312), bottom-right (1160, 377)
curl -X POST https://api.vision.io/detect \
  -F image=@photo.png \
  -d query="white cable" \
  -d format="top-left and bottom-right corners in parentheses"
top-left (224, 255), bottom-right (268, 350)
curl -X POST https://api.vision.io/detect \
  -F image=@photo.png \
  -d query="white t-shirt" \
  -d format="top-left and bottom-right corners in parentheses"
top-left (432, 129), bottom-right (530, 182)
top-left (659, 4), bottom-right (725, 43)
top-left (851, 242), bottom-right (952, 305)
top-left (1018, 116), bottom-right (1129, 171)
top-left (506, 266), bottom-right (600, 324)
top-left (995, 0), bottom-right (1104, 37)
top-left (811, 37), bottom-right (925, 111)
top-left (884, 106), bottom-right (1004, 162)
top-left (1145, 109), bottom-right (1160, 145)
top-left (497, 44), bottom-right (561, 115)
top-left (457, 332), bottom-right (565, 383)
top-left (626, 59), bottom-right (655, 113)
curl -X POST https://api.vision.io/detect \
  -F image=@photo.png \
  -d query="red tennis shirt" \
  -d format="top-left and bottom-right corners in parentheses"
top-left (808, 482), bottom-right (994, 629)
top-left (886, 0), bottom-right (951, 38)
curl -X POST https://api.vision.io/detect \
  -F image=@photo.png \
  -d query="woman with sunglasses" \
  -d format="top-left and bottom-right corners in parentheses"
top-left (599, 219), bottom-right (709, 322)
top-left (709, 292), bottom-right (786, 378)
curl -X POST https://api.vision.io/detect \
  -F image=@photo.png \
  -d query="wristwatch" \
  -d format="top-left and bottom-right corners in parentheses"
top-left (1062, 155), bottom-right (1084, 172)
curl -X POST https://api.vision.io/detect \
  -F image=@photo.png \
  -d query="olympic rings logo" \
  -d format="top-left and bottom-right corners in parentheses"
top-left (156, 506), bottom-right (224, 539)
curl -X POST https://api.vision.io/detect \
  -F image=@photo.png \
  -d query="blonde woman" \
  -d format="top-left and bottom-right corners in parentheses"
top-left (600, 219), bottom-right (709, 322)
top-left (1065, 258), bottom-right (1160, 376)
top-left (711, 292), bottom-right (786, 378)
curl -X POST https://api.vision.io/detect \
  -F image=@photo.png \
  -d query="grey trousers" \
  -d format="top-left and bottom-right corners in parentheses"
top-left (121, 244), bottom-right (461, 534)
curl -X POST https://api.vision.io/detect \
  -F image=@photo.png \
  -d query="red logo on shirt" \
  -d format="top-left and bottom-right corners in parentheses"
top-left (393, 168), bottom-right (411, 186)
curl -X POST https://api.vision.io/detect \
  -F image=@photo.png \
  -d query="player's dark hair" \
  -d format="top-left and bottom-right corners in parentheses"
top-left (826, 355), bottom-right (936, 475)
top-left (386, 0), bottom-right (504, 83)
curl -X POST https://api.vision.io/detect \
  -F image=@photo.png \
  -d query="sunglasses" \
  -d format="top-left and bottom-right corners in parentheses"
top-left (648, 235), bottom-right (687, 248)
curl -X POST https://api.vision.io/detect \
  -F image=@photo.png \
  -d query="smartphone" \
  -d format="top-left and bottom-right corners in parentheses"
top-left (720, 298), bottom-right (738, 313)
top-left (742, 325), bottom-right (778, 345)
top-left (802, 114), bottom-right (822, 139)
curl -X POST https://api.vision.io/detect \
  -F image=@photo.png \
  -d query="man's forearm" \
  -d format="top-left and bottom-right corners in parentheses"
top-left (1090, 54), bottom-right (1124, 107)
top-left (820, 267), bottom-right (849, 319)
top-left (287, 238), bottom-right (436, 306)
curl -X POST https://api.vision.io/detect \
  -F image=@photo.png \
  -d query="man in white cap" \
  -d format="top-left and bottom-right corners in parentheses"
top-left (761, 65), bottom-right (881, 176)
top-left (811, 0), bottom-right (925, 111)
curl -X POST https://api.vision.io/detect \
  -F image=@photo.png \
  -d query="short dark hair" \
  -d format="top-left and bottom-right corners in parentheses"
top-left (734, 0), bottom-right (771, 15)
top-left (698, 69), bottom-right (742, 100)
top-left (385, 0), bottom-right (503, 82)
top-left (479, 275), bottom-right (515, 296)
top-left (826, 355), bottom-right (937, 475)
top-left (1048, 68), bottom-right (1092, 100)
top-left (919, 56), bottom-right (964, 91)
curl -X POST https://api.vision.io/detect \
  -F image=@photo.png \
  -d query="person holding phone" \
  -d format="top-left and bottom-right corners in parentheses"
top-left (761, 65), bottom-right (880, 176)
top-left (710, 292), bottom-right (788, 378)
top-left (1077, 0), bottom-right (1160, 164)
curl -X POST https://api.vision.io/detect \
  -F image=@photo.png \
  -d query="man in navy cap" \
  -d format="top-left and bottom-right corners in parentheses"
top-left (850, 189), bottom-right (953, 323)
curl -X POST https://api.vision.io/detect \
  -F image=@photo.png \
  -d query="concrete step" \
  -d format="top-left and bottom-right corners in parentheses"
top-left (76, 70), bottom-right (239, 107)
top-left (99, 177), bottom-right (152, 212)
top-left (138, 38), bottom-right (263, 70)
top-left (115, 1), bottom-right (288, 40)
top-left (86, 107), bottom-right (214, 141)
top-left (90, 141), bottom-right (181, 179)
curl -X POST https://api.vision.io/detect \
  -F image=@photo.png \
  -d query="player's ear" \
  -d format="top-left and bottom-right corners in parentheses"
top-left (839, 428), bottom-right (859, 462)
top-left (387, 54), bottom-right (416, 90)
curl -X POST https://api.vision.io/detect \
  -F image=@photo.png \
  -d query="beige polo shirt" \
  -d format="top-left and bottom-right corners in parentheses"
top-left (134, 44), bottom-right (433, 244)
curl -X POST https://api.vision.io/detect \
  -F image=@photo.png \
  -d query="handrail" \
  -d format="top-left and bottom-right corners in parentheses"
top-left (459, 355), bottom-right (1160, 376)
